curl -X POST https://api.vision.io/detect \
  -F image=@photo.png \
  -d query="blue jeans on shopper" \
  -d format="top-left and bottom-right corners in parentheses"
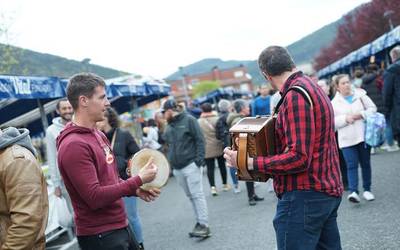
top-left (274, 190), bottom-right (342, 250)
top-left (385, 117), bottom-right (395, 146)
top-left (123, 196), bottom-right (143, 244)
top-left (341, 142), bottom-right (372, 193)
top-left (229, 167), bottom-right (238, 186)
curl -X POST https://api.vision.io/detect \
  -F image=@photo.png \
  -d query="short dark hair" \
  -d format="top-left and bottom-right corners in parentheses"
top-left (201, 102), bottom-right (212, 113)
top-left (233, 99), bottom-right (247, 113)
top-left (258, 46), bottom-right (295, 77)
top-left (147, 118), bottom-right (156, 127)
top-left (67, 73), bottom-right (106, 109)
top-left (366, 63), bottom-right (379, 73)
top-left (56, 98), bottom-right (69, 110)
top-left (104, 107), bottom-right (120, 129)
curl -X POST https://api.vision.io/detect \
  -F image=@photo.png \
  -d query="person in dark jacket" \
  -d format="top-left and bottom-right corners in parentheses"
top-left (97, 107), bottom-right (144, 249)
top-left (362, 63), bottom-right (386, 113)
top-left (216, 99), bottom-right (240, 193)
top-left (384, 46), bottom-right (400, 145)
top-left (161, 99), bottom-right (211, 238)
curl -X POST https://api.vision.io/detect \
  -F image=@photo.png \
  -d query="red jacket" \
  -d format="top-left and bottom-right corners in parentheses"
top-left (57, 123), bottom-right (142, 236)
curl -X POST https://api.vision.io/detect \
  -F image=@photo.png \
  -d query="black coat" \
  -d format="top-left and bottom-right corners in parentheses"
top-left (215, 111), bottom-right (230, 148)
top-left (106, 128), bottom-right (140, 180)
top-left (362, 72), bottom-right (385, 113)
top-left (383, 60), bottom-right (400, 138)
top-left (163, 112), bottom-right (205, 169)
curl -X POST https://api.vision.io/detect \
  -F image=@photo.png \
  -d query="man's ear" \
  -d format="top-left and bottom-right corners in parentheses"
top-left (261, 71), bottom-right (271, 81)
top-left (79, 95), bottom-right (89, 108)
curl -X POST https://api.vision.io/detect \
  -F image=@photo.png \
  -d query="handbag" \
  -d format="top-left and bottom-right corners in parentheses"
top-left (359, 97), bottom-right (386, 147)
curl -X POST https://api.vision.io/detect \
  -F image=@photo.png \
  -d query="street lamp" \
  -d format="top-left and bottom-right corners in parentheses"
top-left (179, 66), bottom-right (189, 105)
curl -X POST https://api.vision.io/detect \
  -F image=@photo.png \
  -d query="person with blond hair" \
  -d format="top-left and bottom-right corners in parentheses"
top-left (331, 74), bottom-right (377, 203)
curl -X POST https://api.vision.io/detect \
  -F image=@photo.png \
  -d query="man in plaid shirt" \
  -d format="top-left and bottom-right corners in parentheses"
top-left (224, 46), bottom-right (343, 249)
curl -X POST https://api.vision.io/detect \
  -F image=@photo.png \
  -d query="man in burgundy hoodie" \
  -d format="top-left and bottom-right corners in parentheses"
top-left (57, 73), bottom-right (160, 250)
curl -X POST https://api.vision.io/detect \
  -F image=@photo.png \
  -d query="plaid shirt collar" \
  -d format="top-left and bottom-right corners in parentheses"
top-left (279, 70), bottom-right (304, 96)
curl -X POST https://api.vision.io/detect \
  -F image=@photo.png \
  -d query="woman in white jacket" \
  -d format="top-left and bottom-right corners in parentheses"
top-left (331, 74), bottom-right (377, 203)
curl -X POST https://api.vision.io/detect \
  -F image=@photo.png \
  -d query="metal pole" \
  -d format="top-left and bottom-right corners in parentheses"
top-left (37, 99), bottom-right (48, 131)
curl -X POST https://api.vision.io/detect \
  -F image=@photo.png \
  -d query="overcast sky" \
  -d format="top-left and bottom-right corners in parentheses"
top-left (1, 0), bottom-right (370, 78)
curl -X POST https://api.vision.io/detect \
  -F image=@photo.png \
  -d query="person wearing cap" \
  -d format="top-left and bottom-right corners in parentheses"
top-left (161, 99), bottom-right (211, 238)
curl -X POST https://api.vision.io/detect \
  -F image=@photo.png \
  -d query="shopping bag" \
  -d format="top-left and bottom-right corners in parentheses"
top-left (54, 196), bottom-right (73, 228)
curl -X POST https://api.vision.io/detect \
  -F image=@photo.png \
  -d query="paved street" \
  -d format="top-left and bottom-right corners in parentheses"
top-left (138, 150), bottom-right (400, 250)
top-left (49, 150), bottom-right (400, 249)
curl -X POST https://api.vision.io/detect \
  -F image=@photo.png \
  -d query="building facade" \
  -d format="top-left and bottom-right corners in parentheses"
top-left (168, 65), bottom-right (253, 101)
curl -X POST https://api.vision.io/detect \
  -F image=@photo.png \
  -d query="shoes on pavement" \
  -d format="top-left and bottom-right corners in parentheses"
top-left (363, 191), bottom-right (375, 201)
top-left (347, 192), bottom-right (361, 203)
top-left (138, 243), bottom-right (144, 250)
top-left (189, 223), bottom-right (211, 238)
top-left (371, 148), bottom-right (376, 154)
top-left (248, 197), bottom-right (257, 206)
top-left (211, 186), bottom-right (218, 196)
top-left (249, 195), bottom-right (264, 206)
top-left (222, 184), bottom-right (231, 192)
top-left (387, 144), bottom-right (400, 152)
top-left (253, 195), bottom-right (264, 202)
top-left (233, 185), bottom-right (241, 194)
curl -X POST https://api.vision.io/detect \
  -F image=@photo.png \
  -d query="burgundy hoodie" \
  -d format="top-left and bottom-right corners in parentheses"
top-left (56, 122), bottom-right (142, 236)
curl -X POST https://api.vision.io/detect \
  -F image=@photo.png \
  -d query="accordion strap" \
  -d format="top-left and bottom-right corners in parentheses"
top-left (237, 133), bottom-right (252, 180)
top-left (273, 85), bottom-right (313, 115)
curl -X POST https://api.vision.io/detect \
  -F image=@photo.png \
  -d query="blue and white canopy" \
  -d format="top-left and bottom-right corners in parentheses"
top-left (0, 74), bottom-right (170, 135)
top-left (318, 25), bottom-right (400, 78)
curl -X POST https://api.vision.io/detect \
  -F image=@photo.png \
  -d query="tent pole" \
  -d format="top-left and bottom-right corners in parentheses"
top-left (37, 99), bottom-right (49, 131)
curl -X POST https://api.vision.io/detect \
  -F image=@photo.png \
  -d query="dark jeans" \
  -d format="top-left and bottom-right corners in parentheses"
top-left (205, 155), bottom-right (227, 187)
top-left (77, 227), bottom-right (140, 250)
top-left (274, 190), bottom-right (342, 250)
top-left (341, 142), bottom-right (371, 193)
top-left (246, 181), bottom-right (255, 199)
top-left (335, 132), bottom-right (348, 189)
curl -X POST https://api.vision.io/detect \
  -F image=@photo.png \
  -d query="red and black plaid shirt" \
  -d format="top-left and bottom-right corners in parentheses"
top-left (253, 71), bottom-right (343, 197)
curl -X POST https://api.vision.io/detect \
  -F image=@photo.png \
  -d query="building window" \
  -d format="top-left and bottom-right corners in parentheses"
top-left (191, 79), bottom-right (199, 85)
top-left (234, 71), bottom-right (244, 78)
top-left (240, 83), bottom-right (249, 92)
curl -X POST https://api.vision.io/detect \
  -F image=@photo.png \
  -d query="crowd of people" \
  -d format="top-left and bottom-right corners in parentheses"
top-left (1, 45), bottom-right (400, 250)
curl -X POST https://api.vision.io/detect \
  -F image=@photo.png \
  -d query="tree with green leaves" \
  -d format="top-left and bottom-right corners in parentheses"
top-left (0, 13), bottom-right (22, 75)
top-left (192, 80), bottom-right (221, 98)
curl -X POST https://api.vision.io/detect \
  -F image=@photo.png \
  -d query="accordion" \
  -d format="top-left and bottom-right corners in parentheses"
top-left (229, 116), bottom-right (276, 182)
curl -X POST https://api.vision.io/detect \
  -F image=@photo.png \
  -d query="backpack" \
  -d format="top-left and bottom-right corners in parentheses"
top-left (364, 112), bottom-right (386, 147)
top-left (215, 113), bottom-right (230, 148)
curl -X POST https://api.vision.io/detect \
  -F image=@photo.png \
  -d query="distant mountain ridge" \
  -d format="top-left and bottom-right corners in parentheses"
top-left (167, 19), bottom-right (342, 84)
top-left (0, 43), bottom-right (127, 79)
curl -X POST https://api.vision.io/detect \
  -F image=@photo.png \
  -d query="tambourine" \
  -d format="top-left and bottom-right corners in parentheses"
top-left (129, 149), bottom-right (170, 191)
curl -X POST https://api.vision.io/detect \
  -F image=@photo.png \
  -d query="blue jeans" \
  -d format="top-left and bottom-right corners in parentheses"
top-left (123, 196), bottom-right (143, 244)
top-left (274, 190), bottom-right (342, 250)
top-left (229, 167), bottom-right (238, 186)
top-left (385, 117), bottom-right (395, 146)
top-left (341, 142), bottom-right (372, 193)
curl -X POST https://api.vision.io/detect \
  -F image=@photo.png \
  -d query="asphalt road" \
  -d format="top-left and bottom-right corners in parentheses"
top-left (49, 150), bottom-right (400, 250)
